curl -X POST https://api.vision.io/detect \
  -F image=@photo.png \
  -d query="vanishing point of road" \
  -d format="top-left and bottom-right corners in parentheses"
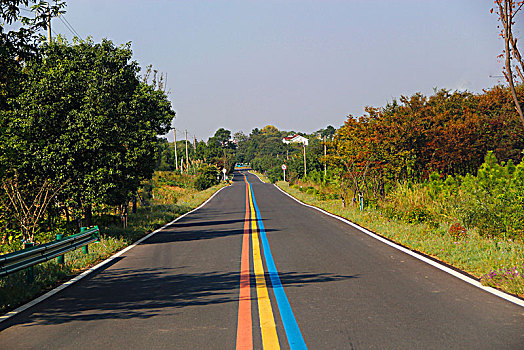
top-left (0, 172), bottom-right (522, 349)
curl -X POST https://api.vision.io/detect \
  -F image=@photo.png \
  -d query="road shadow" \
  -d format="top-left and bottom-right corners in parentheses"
top-left (232, 175), bottom-right (246, 183)
top-left (140, 211), bottom-right (273, 245)
top-left (144, 228), bottom-right (263, 244)
top-left (177, 207), bottom-right (247, 221)
top-left (172, 218), bottom-right (246, 228)
top-left (142, 225), bottom-right (278, 245)
top-left (0, 266), bottom-right (357, 330)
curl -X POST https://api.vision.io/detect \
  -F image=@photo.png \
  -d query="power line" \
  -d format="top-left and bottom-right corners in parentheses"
top-left (61, 15), bottom-right (81, 38)
top-left (58, 14), bottom-right (81, 38)
top-left (58, 16), bottom-right (75, 36)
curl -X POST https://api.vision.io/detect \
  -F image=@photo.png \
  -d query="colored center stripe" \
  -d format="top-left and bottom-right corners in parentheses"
top-left (236, 174), bottom-right (308, 349)
top-left (236, 182), bottom-right (253, 349)
top-left (249, 181), bottom-right (280, 349)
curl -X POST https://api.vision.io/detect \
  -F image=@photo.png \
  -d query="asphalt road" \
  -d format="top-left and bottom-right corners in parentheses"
top-left (0, 172), bottom-right (522, 349)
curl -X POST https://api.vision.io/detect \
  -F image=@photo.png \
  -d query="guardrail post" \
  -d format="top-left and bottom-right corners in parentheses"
top-left (80, 227), bottom-right (89, 254)
top-left (56, 234), bottom-right (65, 265)
top-left (23, 241), bottom-right (34, 283)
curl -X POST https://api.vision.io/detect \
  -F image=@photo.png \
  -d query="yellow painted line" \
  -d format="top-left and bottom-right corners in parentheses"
top-left (248, 183), bottom-right (280, 349)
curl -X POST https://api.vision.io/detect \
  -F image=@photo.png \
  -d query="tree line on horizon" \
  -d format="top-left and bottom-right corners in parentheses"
top-left (154, 124), bottom-right (337, 182)
top-left (175, 85), bottom-right (522, 190)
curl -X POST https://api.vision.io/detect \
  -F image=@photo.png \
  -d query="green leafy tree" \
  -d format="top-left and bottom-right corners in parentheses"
top-left (2, 38), bottom-right (174, 224)
top-left (156, 139), bottom-right (175, 171)
top-left (212, 128), bottom-right (232, 147)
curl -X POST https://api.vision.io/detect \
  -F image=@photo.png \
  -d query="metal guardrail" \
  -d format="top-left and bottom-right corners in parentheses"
top-left (0, 226), bottom-right (99, 277)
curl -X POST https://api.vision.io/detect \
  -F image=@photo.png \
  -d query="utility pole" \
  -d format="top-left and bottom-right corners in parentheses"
top-left (193, 136), bottom-right (197, 150)
top-left (223, 148), bottom-right (227, 171)
top-left (47, 3), bottom-right (52, 44)
top-left (324, 135), bottom-right (327, 178)
top-left (303, 143), bottom-right (307, 178)
top-left (185, 129), bottom-right (189, 172)
top-left (174, 128), bottom-right (178, 170)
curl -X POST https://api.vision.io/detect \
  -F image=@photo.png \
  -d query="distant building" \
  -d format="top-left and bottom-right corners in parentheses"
top-left (282, 134), bottom-right (309, 146)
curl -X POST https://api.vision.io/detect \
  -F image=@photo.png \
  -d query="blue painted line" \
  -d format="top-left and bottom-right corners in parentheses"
top-left (245, 177), bottom-right (308, 349)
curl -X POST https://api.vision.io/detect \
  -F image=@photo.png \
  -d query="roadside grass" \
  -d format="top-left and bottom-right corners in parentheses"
top-left (275, 181), bottom-right (524, 298)
top-left (249, 171), bottom-right (270, 183)
top-left (0, 181), bottom-right (227, 315)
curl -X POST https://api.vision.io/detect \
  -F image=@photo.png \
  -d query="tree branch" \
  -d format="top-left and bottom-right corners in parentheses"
top-left (500, 0), bottom-right (524, 126)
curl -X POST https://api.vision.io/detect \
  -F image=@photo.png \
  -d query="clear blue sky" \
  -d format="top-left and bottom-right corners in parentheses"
top-left (48, 0), bottom-right (510, 141)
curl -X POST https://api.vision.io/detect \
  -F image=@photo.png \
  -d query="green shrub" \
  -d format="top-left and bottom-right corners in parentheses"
top-left (456, 152), bottom-right (524, 239)
top-left (194, 165), bottom-right (220, 191)
top-left (316, 192), bottom-right (327, 200)
top-left (403, 207), bottom-right (433, 224)
top-left (267, 166), bottom-right (283, 183)
top-left (420, 152), bottom-right (524, 239)
top-left (328, 193), bottom-right (340, 200)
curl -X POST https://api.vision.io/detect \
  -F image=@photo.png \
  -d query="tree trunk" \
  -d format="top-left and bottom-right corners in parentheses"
top-left (65, 206), bottom-right (70, 224)
top-left (122, 203), bottom-right (128, 228)
top-left (84, 204), bottom-right (93, 227)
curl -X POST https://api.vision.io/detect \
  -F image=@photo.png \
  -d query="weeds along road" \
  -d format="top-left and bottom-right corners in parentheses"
top-left (0, 172), bottom-right (522, 349)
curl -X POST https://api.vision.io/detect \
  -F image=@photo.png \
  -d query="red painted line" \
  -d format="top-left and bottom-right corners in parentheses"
top-left (236, 182), bottom-right (253, 349)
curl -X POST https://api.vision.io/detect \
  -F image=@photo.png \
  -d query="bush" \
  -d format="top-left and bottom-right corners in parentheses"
top-left (316, 191), bottom-right (327, 200)
top-left (456, 152), bottom-right (524, 239)
top-left (194, 165), bottom-right (220, 191)
top-left (267, 166), bottom-right (283, 183)
top-left (419, 152), bottom-right (524, 239)
top-left (403, 207), bottom-right (433, 224)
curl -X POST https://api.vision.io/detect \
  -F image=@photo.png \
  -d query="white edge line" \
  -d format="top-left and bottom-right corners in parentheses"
top-left (248, 171), bottom-right (267, 184)
top-left (273, 184), bottom-right (524, 308)
top-left (0, 185), bottom-right (230, 323)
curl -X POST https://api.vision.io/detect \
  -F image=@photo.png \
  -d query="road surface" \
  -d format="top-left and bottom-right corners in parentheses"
top-left (0, 172), bottom-right (522, 349)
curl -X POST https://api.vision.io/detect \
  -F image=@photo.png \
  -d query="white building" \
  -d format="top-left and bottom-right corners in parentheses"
top-left (282, 134), bottom-right (309, 146)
